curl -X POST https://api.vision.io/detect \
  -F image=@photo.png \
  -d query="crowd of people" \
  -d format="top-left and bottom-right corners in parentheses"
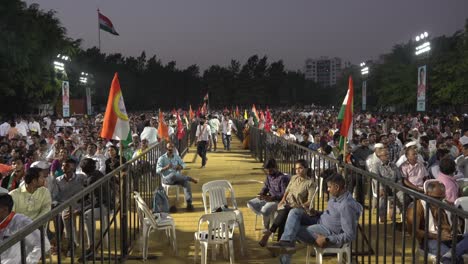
top-left (238, 107), bottom-right (468, 263)
top-left (0, 107), bottom-right (467, 263)
top-left (0, 112), bottom-right (190, 261)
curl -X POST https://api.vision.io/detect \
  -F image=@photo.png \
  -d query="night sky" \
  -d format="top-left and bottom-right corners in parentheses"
top-left (25, 0), bottom-right (468, 71)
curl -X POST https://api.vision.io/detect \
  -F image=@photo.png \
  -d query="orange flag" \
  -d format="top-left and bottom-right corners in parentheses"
top-left (100, 73), bottom-right (130, 140)
top-left (157, 110), bottom-right (169, 141)
top-left (189, 105), bottom-right (194, 121)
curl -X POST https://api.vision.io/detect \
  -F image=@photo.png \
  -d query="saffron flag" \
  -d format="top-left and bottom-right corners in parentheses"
top-left (100, 73), bottom-right (130, 140)
top-left (189, 105), bottom-right (194, 121)
top-left (338, 76), bottom-right (354, 150)
top-left (235, 106), bottom-right (240, 119)
top-left (98, 11), bottom-right (119, 36)
top-left (157, 110), bottom-right (169, 141)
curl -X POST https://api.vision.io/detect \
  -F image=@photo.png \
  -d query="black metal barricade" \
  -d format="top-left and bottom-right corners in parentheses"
top-left (247, 126), bottom-right (468, 264)
top-left (0, 128), bottom-right (189, 263)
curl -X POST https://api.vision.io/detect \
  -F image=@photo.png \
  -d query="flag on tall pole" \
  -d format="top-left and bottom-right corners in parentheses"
top-left (100, 73), bottom-right (130, 141)
top-left (338, 76), bottom-right (354, 151)
top-left (98, 10), bottom-right (119, 35)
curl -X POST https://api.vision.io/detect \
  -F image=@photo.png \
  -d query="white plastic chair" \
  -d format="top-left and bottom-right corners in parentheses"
top-left (306, 243), bottom-right (351, 264)
top-left (162, 182), bottom-right (181, 202)
top-left (202, 180), bottom-right (246, 256)
top-left (194, 211), bottom-right (237, 264)
top-left (133, 191), bottom-right (177, 260)
top-left (423, 179), bottom-right (439, 193)
top-left (455, 197), bottom-right (468, 233)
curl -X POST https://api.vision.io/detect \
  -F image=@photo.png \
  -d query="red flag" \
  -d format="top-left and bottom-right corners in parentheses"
top-left (157, 110), bottom-right (169, 141)
top-left (235, 106), bottom-right (240, 119)
top-left (265, 107), bottom-right (272, 132)
top-left (176, 112), bottom-right (185, 140)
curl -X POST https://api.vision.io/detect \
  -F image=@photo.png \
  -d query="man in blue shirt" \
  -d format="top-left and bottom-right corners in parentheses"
top-left (268, 174), bottom-right (362, 264)
top-left (156, 142), bottom-right (198, 211)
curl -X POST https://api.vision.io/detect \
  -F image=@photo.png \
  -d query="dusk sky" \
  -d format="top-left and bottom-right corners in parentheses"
top-left (25, 0), bottom-right (468, 71)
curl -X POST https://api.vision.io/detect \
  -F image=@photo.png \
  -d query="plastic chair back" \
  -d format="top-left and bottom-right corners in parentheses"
top-left (196, 211), bottom-right (237, 243)
top-left (202, 180), bottom-right (238, 214)
top-left (454, 197), bottom-right (468, 234)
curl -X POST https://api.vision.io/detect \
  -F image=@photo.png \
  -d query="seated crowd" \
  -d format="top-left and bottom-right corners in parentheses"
top-left (0, 112), bottom-right (190, 261)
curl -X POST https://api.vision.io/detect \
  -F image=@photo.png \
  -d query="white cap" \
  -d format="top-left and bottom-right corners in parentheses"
top-left (31, 161), bottom-right (51, 170)
top-left (405, 141), bottom-right (417, 148)
top-left (374, 143), bottom-right (385, 149)
top-left (390, 129), bottom-right (398, 134)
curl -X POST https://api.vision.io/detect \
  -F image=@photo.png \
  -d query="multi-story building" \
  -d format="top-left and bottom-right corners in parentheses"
top-left (304, 57), bottom-right (343, 87)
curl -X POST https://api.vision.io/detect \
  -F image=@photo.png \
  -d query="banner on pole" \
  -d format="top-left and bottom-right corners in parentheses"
top-left (417, 65), bottom-right (426, 112)
top-left (362, 80), bottom-right (367, 111)
top-left (86, 86), bottom-right (92, 115)
top-left (62, 81), bottom-right (70, 117)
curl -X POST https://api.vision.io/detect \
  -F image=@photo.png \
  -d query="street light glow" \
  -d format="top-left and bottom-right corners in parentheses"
top-left (424, 32), bottom-right (428, 37)
top-left (415, 46), bottom-right (431, 55)
top-left (415, 36), bottom-right (420, 42)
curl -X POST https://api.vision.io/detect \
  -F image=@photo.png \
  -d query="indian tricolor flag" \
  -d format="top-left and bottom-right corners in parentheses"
top-left (338, 76), bottom-right (354, 150)
top-left (101, 73), bottom-right (130, 141)
top-left (98, 10), bottom-right (119, 36)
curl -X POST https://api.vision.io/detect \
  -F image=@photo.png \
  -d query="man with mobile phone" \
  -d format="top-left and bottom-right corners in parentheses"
top-left (247, 159), bottom-right (290, 232)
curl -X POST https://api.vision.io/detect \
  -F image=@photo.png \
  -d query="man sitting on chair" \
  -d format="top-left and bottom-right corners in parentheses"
top-left (156, 142), bottom-right (198, 211)
top-left (247, 158), bottom-right (290, 231)
top-left (268, 174), bottom-right (362, 264)
top-left (406, 181), bottom-right (468, 264)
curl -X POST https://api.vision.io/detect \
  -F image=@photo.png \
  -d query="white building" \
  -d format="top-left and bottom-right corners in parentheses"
top-left (304, 57), bottom-right (344, 87)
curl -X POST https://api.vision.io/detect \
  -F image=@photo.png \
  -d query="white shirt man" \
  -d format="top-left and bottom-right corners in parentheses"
top-left (16, 119), bottom-right (29, 137)
top-left (28, 119), bottom-right (41, 135)
top-left (0, 194), bottom-right (49, 264)
top-left (220, 116), bottom-right (236, 151)
top-left (0, 121), bottom-right (10, 137)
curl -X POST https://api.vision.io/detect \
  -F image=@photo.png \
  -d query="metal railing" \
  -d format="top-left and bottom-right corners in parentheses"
top-left (244, 125), bottom-right (468, 264)
top-left (0, 128), bottom-right (190, 263)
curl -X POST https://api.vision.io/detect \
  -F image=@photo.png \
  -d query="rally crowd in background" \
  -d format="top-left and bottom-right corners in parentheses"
top-left (0, 106), bottom-right (467, 262)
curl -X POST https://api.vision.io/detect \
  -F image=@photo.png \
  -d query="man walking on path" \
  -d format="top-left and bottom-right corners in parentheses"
top-left (221, 114), bottom-right (237, 151)
top-left (195, 116), bottom-right (211, 168)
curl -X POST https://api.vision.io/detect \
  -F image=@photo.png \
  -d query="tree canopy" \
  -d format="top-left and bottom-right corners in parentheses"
top-left (1, 1), bottom-right (467, 114)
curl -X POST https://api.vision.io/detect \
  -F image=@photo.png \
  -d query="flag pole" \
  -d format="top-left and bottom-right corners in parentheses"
top-left (97, 9), bottom-right (101, 50)
top-left (342, 137), bottom-right (348, 178)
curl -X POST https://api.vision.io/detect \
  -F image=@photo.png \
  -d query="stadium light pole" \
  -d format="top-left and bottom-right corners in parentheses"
top-left (360, 62), bottom-right (369, 111)
top-left (414, 31), bottom-right (430, 112)
top-left (80, 72), bottom-right (93, 115)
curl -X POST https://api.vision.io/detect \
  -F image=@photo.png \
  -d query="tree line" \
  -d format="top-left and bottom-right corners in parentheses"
top-left (1, 0), bottom-right (467, 115)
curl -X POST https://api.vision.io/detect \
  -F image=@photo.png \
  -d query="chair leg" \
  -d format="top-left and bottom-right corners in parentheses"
top-left (306, 245), bottom-right (311, 264)
top-left (172, 225), bottom-right (178, 255)
top-left (337, 252), bottom-right (343, 263)
top-left (346, 246), bottom-right (351, 264)
top-left (201, 243), bottom-right (208, 264)
top-left (176, 186), bottom-right (180, 201)
top-left (228, 241), bottom-right (235, 264)
top-left (316, 250), bottom-right (323, 264)
top-left (143, 224), bottom-right (151, 261)
top-left (194, 240), bottom-right (199, 264)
